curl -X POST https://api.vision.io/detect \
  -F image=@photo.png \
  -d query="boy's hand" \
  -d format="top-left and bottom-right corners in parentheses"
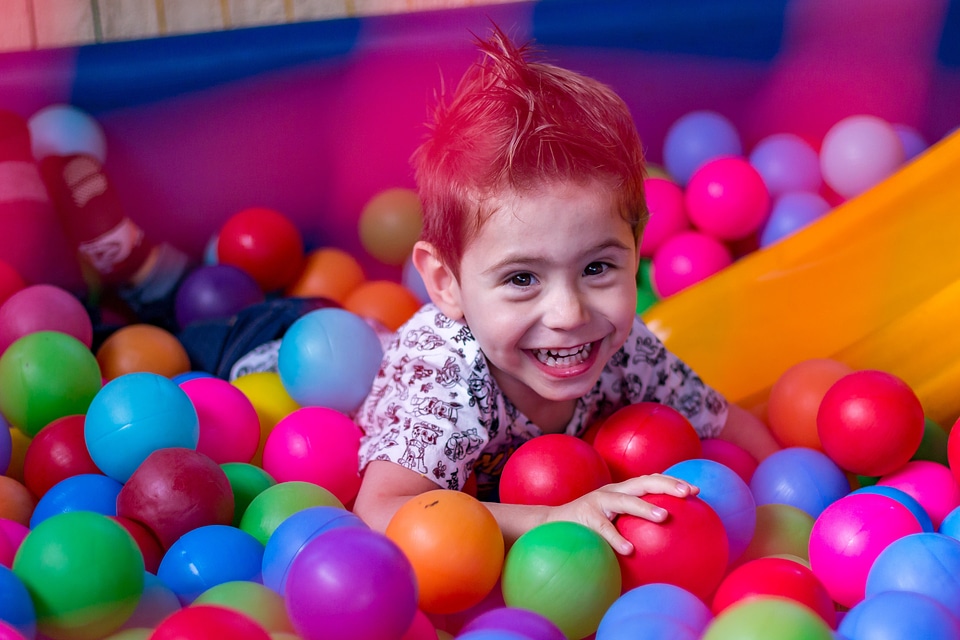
top-left (545, 474), bottom-right (699, 555)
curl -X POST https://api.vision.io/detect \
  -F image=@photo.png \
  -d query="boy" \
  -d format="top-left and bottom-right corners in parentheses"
top-left (351, 28), bottom-right (779, 554)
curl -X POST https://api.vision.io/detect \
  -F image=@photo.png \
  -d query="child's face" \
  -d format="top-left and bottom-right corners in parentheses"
top-left (451, 180), bottom-right (640, 416)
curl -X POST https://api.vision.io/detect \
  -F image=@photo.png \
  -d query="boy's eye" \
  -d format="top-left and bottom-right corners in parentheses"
top-left (509, 273), bottom-right (534, 287)
top-left (584, 262), bottom-right (609, 276)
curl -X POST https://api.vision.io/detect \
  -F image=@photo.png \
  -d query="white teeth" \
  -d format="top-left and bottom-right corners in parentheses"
top-left (533, 343), bottom-right (593, 367)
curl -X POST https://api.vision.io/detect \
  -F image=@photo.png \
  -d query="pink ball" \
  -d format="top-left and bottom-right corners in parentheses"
top-left (685, 156), bottom-right (771, 240)
top-left (808, 492), bottom-right (923, 609)
top-left (262, 406), bottom-right (362, 506)
top-left (0, 284), bottom-right (93, 354)
top-left (820, 115), bottom-right (905, 199)
top-left (651, 230), bottom-right (732, 297)
top-left (877, 460), bottom-right (960, 529)
top-left (640, 178), bottom-right (689, 258)
top-left (180, 376), bottom-right (261, 464)
top-left (700, 438), bottom-right (758, 485)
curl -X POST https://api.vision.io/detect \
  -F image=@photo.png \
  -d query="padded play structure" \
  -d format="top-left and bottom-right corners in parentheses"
top-left (1, 0), bottom-right (959, 423)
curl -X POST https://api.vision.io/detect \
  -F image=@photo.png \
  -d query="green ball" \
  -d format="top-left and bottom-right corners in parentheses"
top-left (502, 521), bottom-right (621, 640)
top-left (911, 417), bottom-right (950, 466)
top-left (0, 330), bottom-right (101, 437)
top-left (702, 596), bottom-right (834, 640)
top-left (12, 511), bottom-right (144, 640)
top-left (239, 480), bottom-right (343, 545)
top-left (195, 580), bottom-right (294, 634)
top-left (221, 462), bottom-right (277, 527)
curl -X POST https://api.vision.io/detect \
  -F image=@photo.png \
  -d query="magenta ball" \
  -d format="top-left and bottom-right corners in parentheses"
top-left (179, 376), bottom-right (261, 464)
top-left (174, 264), bottom-right (265, 329)
top-left (748, 133), bottom-right (822, 197)
top-left (284, 526), bottom-right (418, 640)
top-left (461, 607), bottom-right (566, 640)
top-left (685, 156), bottom-right (771, 241)
top-left (651, 230), bottom-right (732, 297)
top-left (639, 178), bottom-right (689, 258)
top-left (820, 114), bottom-right (905, 199)
top-left (878, 460), bottom-right (960, 530)
top-left (808, 491), bottom-right (924, 609)
top-left (0, 284), bottom-right (93, 354)
top-left (262, 406), bottom-right (363, 506)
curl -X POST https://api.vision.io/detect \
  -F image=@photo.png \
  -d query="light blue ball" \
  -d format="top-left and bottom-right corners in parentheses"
top-left (662, 110), bottom-right (742, 185)
top-left (760, 191), bottom-right (831, 247)
top-left (28, 104), bottom-right (107, 162)
top-left (749, 446), bottom-right (850, 519)
top-left (865, 532), bottom-right (960, 617)
top-left (278, 308), bottom-right (383, 413)
top-left (84, 372), bottom-right (199, 483)
top-left (598, 583), bottom-right (712, 638)
top-left (840, 590), bottom-right (960, 640)
top-left (30, 473), bottom-right (124, 528)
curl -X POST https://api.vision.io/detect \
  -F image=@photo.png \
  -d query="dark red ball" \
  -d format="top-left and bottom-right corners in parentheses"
top-left (22, 414), bottom-right (101, 497)
top-left (499, 433), bottom-right (612, 506)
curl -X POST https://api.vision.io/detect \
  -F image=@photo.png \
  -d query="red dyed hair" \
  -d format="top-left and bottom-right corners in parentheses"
top-left (412, 26), bottom-right (648, 273)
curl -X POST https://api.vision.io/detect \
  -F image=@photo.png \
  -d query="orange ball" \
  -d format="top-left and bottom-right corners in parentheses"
top-left (96, 324), bottom-right (191, 380)
top-left (0, 475), bottom-right (35, 526)
top-left (358, 188), bottom-right (423, 265)
top-left (385, 489), bottom-right (504, 615)
top-left (285, 247), bottom-right (365, 304)
top-left (767, 358), bottom-right (853, 450)
top-left (344, 280), bottom-right (422, 332)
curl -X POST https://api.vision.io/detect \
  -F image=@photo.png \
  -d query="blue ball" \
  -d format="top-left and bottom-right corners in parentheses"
top-left (278, 308), bottom-right (383, 413)
top-left (748, 133), bottom-right (822, 197)
top-left (662, 110), bottom-right (742, 185)
top-left (598, 583), bottom-right (713, 638)
top-left (30, 473), bottom-right (124, 528)
top-left (841, 590), bottom-right (960, 640)
top-left (157, 524), bottom-right (264, 604)
top-left (174, 264), bottom-right (264, 330)
top-left (0, 413), bottom-right (10, 475)
top-left (939, 505), bottom-right (960, 540)
top-left (84, 372), bottom-right (200, 483)
top-left (597, 612), bottom-right (701, 640)
top-left (28, 104), bottom-right (107, 162)
top-left (851, 485), bottom-right (934, 532)
top-left (665, 458), bottom-right (757, 564)
top-left (865, 532), bottom-right (960, 617)
top-left (749, 447), bottom-right (850, 519)
top-left (0, 565), bottom-right (36, 639)
top-left (262, 505), bottom-right (368, 595)
top-left (759, 191), bottom-right (831, 247)
top-left (171, 371), bottom-right (214, 385)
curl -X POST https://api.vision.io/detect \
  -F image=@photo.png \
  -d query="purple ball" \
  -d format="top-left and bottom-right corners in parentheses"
top-left (174, 264), bottom-right (264, 329)
top-left (461, 607), bottom-right (567, 640)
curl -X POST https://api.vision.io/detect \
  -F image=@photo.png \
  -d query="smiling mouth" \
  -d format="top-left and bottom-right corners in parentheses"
top-left (532, 342), bottom-right (594, 367)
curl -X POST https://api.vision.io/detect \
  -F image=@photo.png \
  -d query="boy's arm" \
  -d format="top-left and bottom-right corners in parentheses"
top-left (716, 402), bottom-right (781, 461)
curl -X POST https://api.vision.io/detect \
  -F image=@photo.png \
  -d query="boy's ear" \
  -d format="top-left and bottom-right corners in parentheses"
top-left (411, 241), bottom-right (465, 321)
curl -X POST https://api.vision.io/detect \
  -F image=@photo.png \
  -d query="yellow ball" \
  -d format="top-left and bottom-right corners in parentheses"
top-left (231, 372), bottom-right (299, 467)
top-left (358, 188), bottom-right (423, 265)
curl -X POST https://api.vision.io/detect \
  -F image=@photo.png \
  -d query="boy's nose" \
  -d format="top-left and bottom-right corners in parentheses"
top-left (542, 286), bottom-right (589, 329)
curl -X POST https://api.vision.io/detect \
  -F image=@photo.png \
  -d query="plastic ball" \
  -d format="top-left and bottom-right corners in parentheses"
top-left (120, 572), bottom-right (181, 630)
top-left (820, 114), bottom-right (905, 199)
top-left (598, 583), bottom-right (713, 639)
top-left (662, 110), bottom-right (742, 185)
top-left (817, 369), bottom-right (925, 476)
top-left (29, 473), bottom-right (123, 528)
top-left (840, 590), bottom-right (960, 640)
top-left (343, 279), bottom-right (422, 331)
top-left (0, 478), bottom-right (35, 527)
top-left (0, 425), bottom-right (8, 478)
top-left (701, 596), bottom-right (834, 640)
top-left (231, 371), bottom-right (300, 467)
top-left (386, 489), bottom-right (504, 615)
top-left (174, 264), bottom-right (265, 329)
top-left (460, 607), bottom-right (566, 640)
top-left (748, 133), bottom-right (822, 197)
top-left (699, 438), bottom-right (758, 484)
top-left (0, 565), bottom-right (35, 639)
top-left (0, 260), bottom-right (25, 308)
top-left (220, 462), bottom-right (277, 527)
top-left (28, 104), bottom-right (107, 162)
top-left (592, 402), bottom-right (702, 481)
top-left (851, 484), bottom-right (934, 531)
top-left (712, 556), bottom-right (835, 628)
top-left (749, 447), bottom-right (850, 519)
top-left (913, 417), bottom-right (950, 466)
top-left (685, 156), bottom-right (771, 240)
top-left (277, 308), bottom-right (383, 414)
top-left (239, 481), bottom-right (344, 546)
top-left (616, 493), bottom-right (728, 600)
top-left (738, 503), bottom-right (815, 565)
top-left (502, 521), bottom-right (621, 640)
top-left (112, 516), bottom-right (165, 574)
top-left (157, 525), bottom-right (265, 604)
top-left (217, 207), bottom-right (305, 293)
top-left (261, 406), bottom-right (363, 506)
top-left (285, 247), bottom-right (366, 303)
top-left (650, 230), bottom-right (733, 297)
top-left (194, 580), bottom-right (294, 635)
top-left (0, 331), bottom-right (101, 438)
top-left (865, 532), bottom-right (960, 617)
top-left (116, 447), bottom-right (234, 549)
top-left (358, 187), bottom-right (424, 266)
top-left (150, 604), bottom-right (271, 640)
top-left (639, 178), bottom-right (689, 258)
top-left (593, 613), bottom-right (700, 640)
top-left (499, 433), bottom-right (612, 506)
top-left (808, 491), bottom-right (923, 608)
top-left (284, 527), bottom-right (418, 640)
top-left (22, 414), bottom-right (100, 497)
top-left (96, 324), bottom-right (191, 380)
top-left (84, 372), bottom-right (200, 483)
top-left (0, 284), bottom-right (93, 354)
top-left (766, 358), bottom-right (853, 451)
top-left (759, 191), bottom-right (832, 247)
top-left (893, 123), bottom-right (929, 160)
top-left (261, 505), bottom-right (368, 595)
top-left (665, 458), bottom-right (757, 565)
top-left (12, 511), bottom-right (144, 640)
top-left (181, 376), bottom-right (260, 464)
top-left (946, 415), bottom-right (960, 486)
top-left (877, 460), bottom-right (960, 529)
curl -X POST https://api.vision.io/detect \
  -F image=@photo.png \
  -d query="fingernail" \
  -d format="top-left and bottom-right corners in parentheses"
top-left (652, 507), bottom-right (667, 520)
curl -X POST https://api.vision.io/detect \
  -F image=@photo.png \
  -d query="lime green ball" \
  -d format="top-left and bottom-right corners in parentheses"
top-left (195, 580), bottom-right (294, 634)
top-left (221, 462), bottom-right (277, 527)
top-left (239, 481), bottom-right (343, 545)
top-left (502, 521), bottom-right (621, 640)
top-left (911, 417), bottom-right (950, 466)
top-left (702, 596), bottom-right (834, 640)
top-left (0, 331), bottom-right (101, 437)
top-left (12, 511), bottom-right (144, 640)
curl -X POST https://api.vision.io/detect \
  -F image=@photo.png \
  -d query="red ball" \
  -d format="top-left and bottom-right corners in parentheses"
top-left (111, 515), bottom-right (164, 574)
top-left (817, 370), bottom-right (925, 476)
top-left (616, 493), bottom-right (729, 601)
top-left (499, 433), bottom-right (612, 506)
top-left (949, 417), bottom-right (960, 487)
top-left (22, 414), bottom-right (101, 497)
top-left (216, 207), bottom-right (305, 293)
top-left (700, 438), bottom-right (758, 484)
top-left (150, 604), bottom-right (271, 640)
top-left (712, 556), bottom-right (836, 628)
top-left (592, 403), bottom-right (702, 482)
top-left (116, 447), bottom-right (235, 549)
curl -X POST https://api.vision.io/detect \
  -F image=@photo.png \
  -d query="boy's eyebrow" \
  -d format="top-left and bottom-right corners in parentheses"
top-left (481, 238), bottom-right (633, 274)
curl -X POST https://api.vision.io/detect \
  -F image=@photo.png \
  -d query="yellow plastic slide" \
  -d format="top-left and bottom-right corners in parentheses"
top-left (642, 130), bottom-right (960, 429)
